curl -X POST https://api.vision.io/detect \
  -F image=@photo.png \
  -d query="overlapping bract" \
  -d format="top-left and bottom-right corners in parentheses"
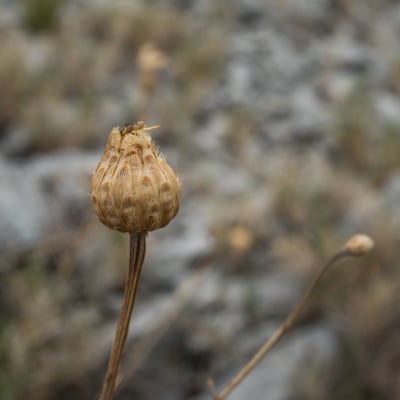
top-left (91, 122), bottom-right (181, 234)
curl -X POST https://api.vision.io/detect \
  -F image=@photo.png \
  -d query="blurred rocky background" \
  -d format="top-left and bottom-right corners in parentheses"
top-left (0, 0), bottom-right (399, 399)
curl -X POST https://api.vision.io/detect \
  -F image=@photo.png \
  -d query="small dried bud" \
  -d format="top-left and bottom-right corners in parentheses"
top-left (344, 234), bottom-right (374, 256)
top-left (91, 121), bottom-right (181, 234)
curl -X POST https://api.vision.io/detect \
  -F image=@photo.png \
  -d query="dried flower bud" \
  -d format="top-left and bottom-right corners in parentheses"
top-left (344, 234), bottom-right (374, 256)
top-left (91, 121), bottom-right (181, 234)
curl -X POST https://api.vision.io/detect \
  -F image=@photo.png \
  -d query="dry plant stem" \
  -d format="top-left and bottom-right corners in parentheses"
top-left (124, 262), bottom-right (212, 377)
top-left (100, 233), bottom-right (147, 400)
top-left (212, 249), bottom-right (349, 400)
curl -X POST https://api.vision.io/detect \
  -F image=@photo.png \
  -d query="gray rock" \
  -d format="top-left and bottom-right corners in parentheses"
top-left (284, 0), bottom-right (333, 27)
top-left (323, 35), bottom-right (373, 72)
top-left (194, 114), bottom-right (228, 153)
top-left (318, 72), bottom-right (357, 103)
top-left (374, 93), bottom-right (400, 125)
top-left (0, 125), bottom-right (33, 157)
top-left (225, 29), bottom-right (312, 108)
top-left (0, 151), bottom-right (99, 251)
top-left (145, 197), bottom-right (213, 285)
top-left (0, 156), bottom-right (51, 250)
top-left (194, 270), bottom-right (301, 317)
top-left (288, 85), bottom-right (331, 141)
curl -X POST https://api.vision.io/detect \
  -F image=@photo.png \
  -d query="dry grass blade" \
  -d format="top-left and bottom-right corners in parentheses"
top-left (208, 234), bottom-right (374, 400)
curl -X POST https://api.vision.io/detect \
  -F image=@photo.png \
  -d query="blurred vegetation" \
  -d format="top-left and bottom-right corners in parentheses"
top-left (19, 0), bottom-right (61, 33)
top-left (1, 3), bottom-right (226, 153)
top-left (0, 1), bottom-right (399, 399)
top-left (335, 82), bottom-right (400, 186)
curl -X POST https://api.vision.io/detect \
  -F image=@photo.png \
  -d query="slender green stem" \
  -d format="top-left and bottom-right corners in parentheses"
top-left (99, 232), bottom-right (147, 400)
top-left (211, 249), bottom-right (349, 400)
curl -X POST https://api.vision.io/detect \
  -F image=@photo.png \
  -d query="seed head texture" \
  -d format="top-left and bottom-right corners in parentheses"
top-left (91, 122), bottom-right (181, 234)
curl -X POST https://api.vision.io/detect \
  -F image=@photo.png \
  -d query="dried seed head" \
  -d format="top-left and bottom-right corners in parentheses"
top-left (91, 122), bottom-right (181, 234)
top-left (344, 234), bottom-right (374, 257)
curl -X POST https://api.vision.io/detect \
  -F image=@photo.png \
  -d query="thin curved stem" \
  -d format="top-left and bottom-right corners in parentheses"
top-left (211, 249), bottom-right (348, 400)
top-left (99, 232), bottom-right (147, 400)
